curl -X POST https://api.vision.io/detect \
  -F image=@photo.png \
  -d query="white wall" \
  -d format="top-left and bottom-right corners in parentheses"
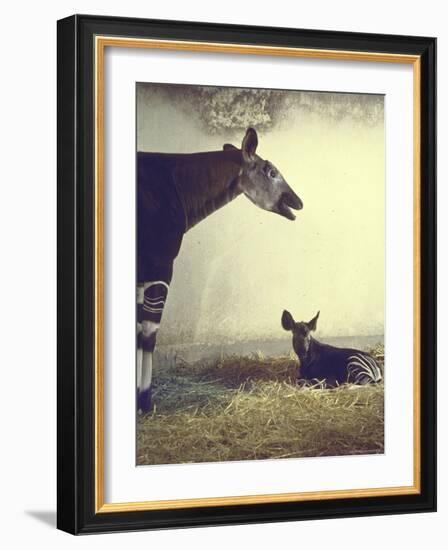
top-left (137, 87), bottom-right (385, 342)
top-left (0, 1), bottom-right (444, 548)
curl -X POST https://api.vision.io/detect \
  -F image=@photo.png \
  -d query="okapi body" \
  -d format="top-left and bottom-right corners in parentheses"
top-left (137, 128), bottom-right (303, 413)
top-left (281, 310), bottom-right (382, 386)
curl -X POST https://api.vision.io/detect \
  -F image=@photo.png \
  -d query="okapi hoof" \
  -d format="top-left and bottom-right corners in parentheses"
top-left (138, 386), bottom-right (152, 414)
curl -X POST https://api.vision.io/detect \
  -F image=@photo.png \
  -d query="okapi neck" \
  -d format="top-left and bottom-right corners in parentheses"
top-left (299, 338), bottom-right (319, 369)
top-left (172, 150), bottom-right (244, 231)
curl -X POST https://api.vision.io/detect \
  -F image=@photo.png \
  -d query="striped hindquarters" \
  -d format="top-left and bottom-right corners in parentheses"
top-left (347, 354), bottom-right (382, 385)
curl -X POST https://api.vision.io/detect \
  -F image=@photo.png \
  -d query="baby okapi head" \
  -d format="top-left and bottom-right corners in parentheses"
top-left (282, 310), bottom-right (320, 359)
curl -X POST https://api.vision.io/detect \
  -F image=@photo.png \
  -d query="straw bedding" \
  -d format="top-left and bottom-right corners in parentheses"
top-left (137, 346), bottom-right (384, 466)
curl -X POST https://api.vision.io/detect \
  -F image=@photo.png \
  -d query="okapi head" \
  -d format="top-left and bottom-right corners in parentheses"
top-left (224, 128), bottom-right (303, 220)
top-left (282, 309), bottom-right (320, 358)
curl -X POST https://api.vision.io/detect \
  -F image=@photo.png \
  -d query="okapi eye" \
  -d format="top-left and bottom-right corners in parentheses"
top-left (269, 169), bottom-right (277, 178)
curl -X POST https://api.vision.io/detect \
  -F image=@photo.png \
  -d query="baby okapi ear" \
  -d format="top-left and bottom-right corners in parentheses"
top-left (223, 143), bottom-right (238, 151)
top-left (281, 310), bottom-right (295, 331)
top-left (307, 311), bottom-right (320, 331)
top-left (241, 127), bottom-right (258, 162)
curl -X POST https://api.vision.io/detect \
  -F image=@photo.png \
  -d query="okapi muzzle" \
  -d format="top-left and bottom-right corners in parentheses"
top-left (275, 189), bottom-right (304, 221)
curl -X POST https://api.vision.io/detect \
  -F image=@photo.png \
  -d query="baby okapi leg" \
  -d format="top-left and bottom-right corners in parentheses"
top-left (137, 281), bottom-right (169, 414)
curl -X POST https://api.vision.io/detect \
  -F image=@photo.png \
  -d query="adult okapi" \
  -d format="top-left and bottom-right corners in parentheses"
top-left (281, 310), bottom-right (382, 386)
top-left (137, 128), bottom-right (303, 413)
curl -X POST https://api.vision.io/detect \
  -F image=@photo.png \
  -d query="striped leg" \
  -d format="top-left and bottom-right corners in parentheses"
top-left (137, 281), bottom-right (169, 414)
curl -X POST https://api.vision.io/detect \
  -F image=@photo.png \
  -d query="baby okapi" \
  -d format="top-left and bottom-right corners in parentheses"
top-left (281, 310), bottom-right (382, 386)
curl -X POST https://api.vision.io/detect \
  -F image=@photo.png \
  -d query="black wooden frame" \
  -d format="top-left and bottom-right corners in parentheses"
top-left (57, 14), bottom-right (436, 534)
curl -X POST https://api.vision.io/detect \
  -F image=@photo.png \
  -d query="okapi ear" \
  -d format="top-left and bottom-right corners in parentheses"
top-left (223, 144), bottom-right (238, 151)
top-left (281, 310), bottom-right (295, 331)
top-left (307, 311), bottom-right (320, 331)
top-left (241, 127), bottom-right (258, 162)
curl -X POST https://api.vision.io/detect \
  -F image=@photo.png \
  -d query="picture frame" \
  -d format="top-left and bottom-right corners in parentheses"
top-left (57, 14), bottom-right (436, 534)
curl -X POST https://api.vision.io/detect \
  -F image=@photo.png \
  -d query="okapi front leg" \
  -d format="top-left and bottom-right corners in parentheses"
top-left (136, 285), bottom-right (143, 404)
top-left (137, 281), bottom-right (169, 414)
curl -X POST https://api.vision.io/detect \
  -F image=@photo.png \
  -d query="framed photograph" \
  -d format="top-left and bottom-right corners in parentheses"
top-left (57, 15), bottom-right (436, 534)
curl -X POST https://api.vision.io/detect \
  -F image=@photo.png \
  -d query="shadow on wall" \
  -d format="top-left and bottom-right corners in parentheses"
top-left (25, 510), bottom-right (56, 529)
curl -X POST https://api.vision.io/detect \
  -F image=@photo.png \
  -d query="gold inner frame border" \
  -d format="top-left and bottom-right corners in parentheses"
top-left (94, 36), bottom-right (421, 513)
